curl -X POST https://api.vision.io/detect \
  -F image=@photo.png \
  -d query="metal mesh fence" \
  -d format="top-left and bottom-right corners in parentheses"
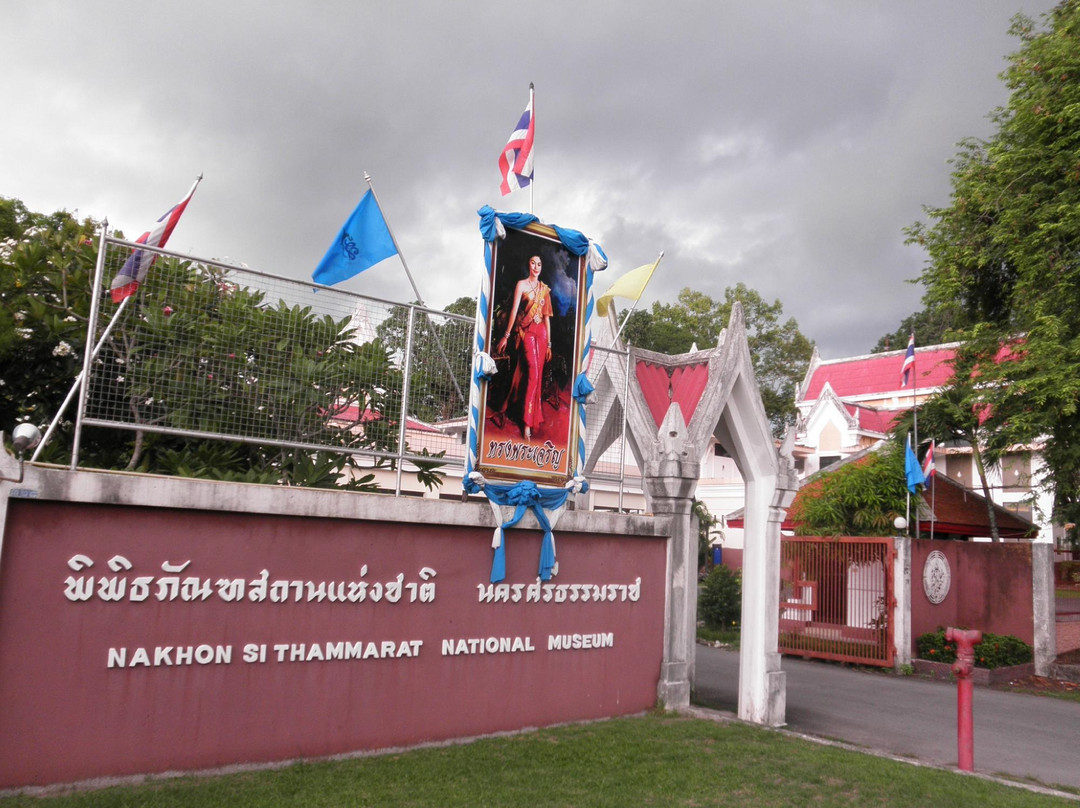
top-left (80, 238), bottom-right (472, 471)
top-left (78, 237), bottom-right (635, 500)
top-left (583, 343), bottom-right (643, 510)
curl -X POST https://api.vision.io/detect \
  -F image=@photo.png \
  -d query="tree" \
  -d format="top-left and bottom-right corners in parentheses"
top-left (375, 296), bottom-right (474, 424)
top-left (870, 307), bottom-right (963, 353)
top-left (0, 198), bottom-right (108, 458)
top-left (1, 195), bottom-right (442, 491)
top-left (693, 497), bottom-right (718, 569)
top-left (906, 2), bottom-right (1080, 547)
top-left (621, 283), bottom-right (814, 434)
top-left (786, 440), bottom-right (909, 537)
top-left (698, 565), bottom-right (741, 629)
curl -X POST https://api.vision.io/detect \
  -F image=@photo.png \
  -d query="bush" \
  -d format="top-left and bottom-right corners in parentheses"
top-left (1056, 561), bottom-right (1080, 586)
top-left (699, 566), bottom-right (741, 629)
top-left (916, 629), bottom-right (1033, 669)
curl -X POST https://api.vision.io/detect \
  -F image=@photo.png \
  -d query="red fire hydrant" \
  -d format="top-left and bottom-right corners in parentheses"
top-left (946, 627), bottom-right (982, 772)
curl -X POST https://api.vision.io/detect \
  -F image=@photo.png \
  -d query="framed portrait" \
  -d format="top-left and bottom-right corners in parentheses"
top-left (476, 222), bottom-right (587, 485)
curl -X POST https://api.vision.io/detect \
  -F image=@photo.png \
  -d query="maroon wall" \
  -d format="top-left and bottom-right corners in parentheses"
top-left (720, 548), bottom-right (743, 571)
top-left (0, 500), bottom-right (667, 788)
top-left (910, 540), bottom-right (1033, 655)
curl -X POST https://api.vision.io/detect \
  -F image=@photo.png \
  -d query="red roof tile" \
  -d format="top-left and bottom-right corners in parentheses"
top-left (846, 404), bottom-right (899, 434)
top-left (329, 405), bottom-right (443, 434)
top-left (803, 345), bottom-right (957, 401)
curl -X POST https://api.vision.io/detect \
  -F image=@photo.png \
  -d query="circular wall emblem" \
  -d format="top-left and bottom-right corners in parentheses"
top-left (922, 550), bottom-right (951, 604)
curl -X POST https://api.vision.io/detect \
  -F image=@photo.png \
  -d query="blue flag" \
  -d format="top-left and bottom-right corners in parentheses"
top-left (313, 190), bottom-right (397, 286)
top-left (904, 434), bottom-right (925, 493)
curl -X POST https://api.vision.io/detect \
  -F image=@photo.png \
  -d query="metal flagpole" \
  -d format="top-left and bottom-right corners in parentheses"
top-left (911, 336), bottom-right (920, 539)
top-left (529, 82), bottom-right (535, 215)
top-left (32, 221), bottom-right (123, 463)
top-left (38, 174), bottom-right (204, 465)
top-left (906, 486), bottom-right (910, 536)
top-left (363, 173), bottom-right (466, 408)
top-left (610, 252), bottom-right (663, 347)
top-left (930, 470), bottom-right (936, 540)
top-left (69, 220), bottom-right (114, 470)
top-left (589, 251), bottom-right (664, 379)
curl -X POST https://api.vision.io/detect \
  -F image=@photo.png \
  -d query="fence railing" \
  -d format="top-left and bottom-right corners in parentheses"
top-left (75, 236), bottom-right (636, 500)
top-left (779, 535), bottom-right (895, 667)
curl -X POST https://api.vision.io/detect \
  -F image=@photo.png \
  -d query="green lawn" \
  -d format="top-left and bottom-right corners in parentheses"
top-left (2, 713), bottom-right (1073, 807)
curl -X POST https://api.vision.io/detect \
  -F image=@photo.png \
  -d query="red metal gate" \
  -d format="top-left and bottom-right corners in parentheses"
top-left (779, 536), bottom-right (894, 667)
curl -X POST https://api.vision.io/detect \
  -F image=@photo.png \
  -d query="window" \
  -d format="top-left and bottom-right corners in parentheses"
top-left (1000, 453), bottom-right (1031, 492)
top-left (945, 454), bottom-right (970, 487)
top-left (1004, 501), bottom-right (1033, 522)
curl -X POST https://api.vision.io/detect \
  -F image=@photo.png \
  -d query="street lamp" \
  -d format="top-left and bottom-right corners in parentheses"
top-left (1, 423), bottom-right (42, 483)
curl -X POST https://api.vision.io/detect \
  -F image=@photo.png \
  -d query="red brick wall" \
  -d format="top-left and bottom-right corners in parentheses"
top-left (0, 500), bottom-right (667, 788)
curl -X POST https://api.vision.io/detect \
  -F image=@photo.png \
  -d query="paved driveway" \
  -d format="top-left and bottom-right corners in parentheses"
top-left (693, 644), bottom-right (1080, 791)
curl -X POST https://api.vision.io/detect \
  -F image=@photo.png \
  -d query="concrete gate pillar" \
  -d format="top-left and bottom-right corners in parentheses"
top-left (1032, 541), bottom-right (1057, 677)
top-left (583, 303), bottom-right (797, 725)
top-left (642, 407), bottom-right (700, 708)
top-left (892, 535), bottom-right (912, 669)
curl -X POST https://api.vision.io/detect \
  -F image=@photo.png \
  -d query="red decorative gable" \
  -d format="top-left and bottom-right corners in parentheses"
top-left (636, 361), bottom-right (710, 428)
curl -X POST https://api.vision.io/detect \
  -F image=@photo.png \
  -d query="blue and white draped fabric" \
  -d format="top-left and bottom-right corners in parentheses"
top-left (464, 474), bottom-right (589, 582)
top-left (467, 206), bottom-right (604, 582)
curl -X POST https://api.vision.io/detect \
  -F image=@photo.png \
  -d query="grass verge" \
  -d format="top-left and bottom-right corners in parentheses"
top-left (2, 713), bottom-right (1073, 807)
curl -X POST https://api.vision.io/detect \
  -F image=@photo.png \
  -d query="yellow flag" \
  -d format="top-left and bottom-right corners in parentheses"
top-left (595, 258), bottom-right (660, 317)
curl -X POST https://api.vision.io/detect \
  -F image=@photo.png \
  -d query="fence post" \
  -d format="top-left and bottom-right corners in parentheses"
top-left (1031, 542), bottom-right (1057, 677)
top-left (394, 306), bottom-right (418, 497)
top-left (892, 534), bottom-right (912, 670)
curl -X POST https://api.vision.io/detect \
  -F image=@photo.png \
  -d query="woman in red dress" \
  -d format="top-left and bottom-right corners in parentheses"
top-left (496, 255), bottom-right (552, 440)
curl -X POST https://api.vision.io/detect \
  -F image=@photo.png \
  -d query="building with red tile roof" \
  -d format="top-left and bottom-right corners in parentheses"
top-left (789, 340), bottom-right (1056, 544)
top-left (794, 342), bottom-right (960, 478)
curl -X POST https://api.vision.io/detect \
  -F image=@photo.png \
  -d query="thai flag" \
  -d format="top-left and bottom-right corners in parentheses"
top-left (899, 333), bottom-right (916, 388)
top-left (110, 176), bottom-right (202, 303)
top-left (498, 87), bottom-right (534, 196)
top-left (922, 439), bottom-right (936, 480)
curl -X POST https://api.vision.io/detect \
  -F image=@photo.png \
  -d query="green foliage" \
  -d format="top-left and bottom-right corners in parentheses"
top-left (0, 195), bottom-right (443, 491)
top-left (916, 629), bottom-right (1034, 669)
top-left (907, 3), bottom-right (1080, 537)
top-left (787, 441), bottom-right (908, 536)
top-left (621, 283), bottom-right (814, 434)
top-left (693, 497), bottom-right (717, 568)
top-left (0, 198), bottom-right (100, 445)
top-left (1055, 560), bottom-right (1080, 585)
top-left (375, 297), bottom-right (473, 424)
top-left (870, 307), bottom-right (964, 353)
top-left (698, 565), bottom-right (742, 629)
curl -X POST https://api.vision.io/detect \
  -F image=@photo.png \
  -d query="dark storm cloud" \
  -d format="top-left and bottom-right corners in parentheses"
top-left (0, 0), bottom-right (1059, 358)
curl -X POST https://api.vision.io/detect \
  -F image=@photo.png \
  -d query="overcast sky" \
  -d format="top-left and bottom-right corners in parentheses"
top-left (1, 1), bottom-right (1060, 359)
